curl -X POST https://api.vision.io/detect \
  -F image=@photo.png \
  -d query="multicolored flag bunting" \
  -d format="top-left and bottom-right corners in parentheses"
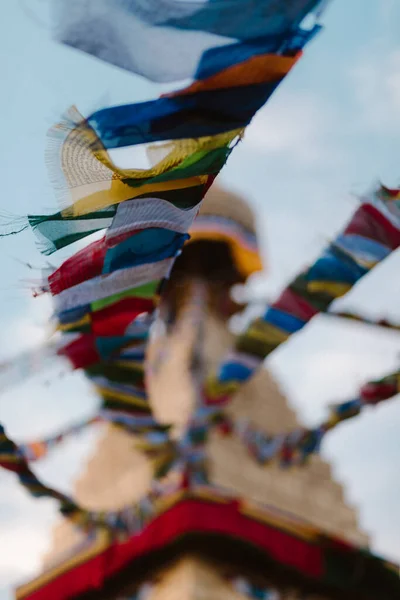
top-left (214, 370), bottom-right (400, 467)
top-left (0, 420), bottom-right (178, 538)
top-left (52, 0), bottom-right (327, 82)
top-left (0, 0), bottom-right (398, 561)
top-left (13, 362), bottom-right (400, 490)
top-left (204, 184), bottom-right (400, 406)
top-left (18, 416), bottom-right (101, 462)
top-left (326, 310), bottom-right (400, 332)
top-left (0, 393), bottom-right (216, 537)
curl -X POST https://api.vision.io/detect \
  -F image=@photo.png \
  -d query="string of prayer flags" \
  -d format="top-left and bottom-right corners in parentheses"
top-left (0, 192), bottom-right (201, 257)
top-left (106, 198), bottom-right (200, 247)
top-left (3, 2), bottom-right (400, 596)
top-left (34, 1), bottom-right (329, 246)
top-left (95, 278), bottom-right (212, 480)
top-left (29, 209), bottom-right (114, 256)
top-left (327, 310), bottom-right (400, 332)
top-left (0, 207), bottom-right (113, 255)
top-left (20, 357), bottom-right (397, 474)
top-left (359, 371), bottom-right (400, 404)
top-left (53, 0), bottom-right (328, 82)
top-left (18, 416), bottom-right (101, 462)
top-left (36, 51), bottom-right (275, 509)
top-left (0, 0), bottom-right (360, 546)
top-left (0, 422), bottom-right (169, 539)
top-left (95, 283), bottom-right (212, 485)
top-left (82, 90), bottom-right (270, 153)
top-left (2, 356), bottom-right (398, 536)
top-left (0, 389), bottom-right (215, 536)
top-left (204, 183), bottom-right (400, 405)
top-left (43, 154), bottom-right (190, 453)
top-left (45, 102), bottom-right (235, 219)
top-left (215, 370), bottom-right (400, 467)
top-left (31, 187), bottom-right (204, 256)
top-left (57, 299), bottom-right (155, 337)
top-left (46, 230), bottom-right (188, 297)
top-left (0, 423), bottom-right (84, 520)
top-left (56, 287), bottom-right (157, 336)
top-left (52, 258), bottom-right (173, 315)
top-left (57, 334), bottom-right (142, 369)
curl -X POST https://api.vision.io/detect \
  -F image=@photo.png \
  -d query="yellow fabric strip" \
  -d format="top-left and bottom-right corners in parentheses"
top-left (204, 379), bottom-right (240, 397)
top-left (54, 106), bottom-right (237, 194)
top-left (323, 414), bottom-right (342, 430)
top-left (150, 450), bottom-right (176, 472)
top-left (57, 314), bottom-right (91, 332)
top-left (111, 360), bottom-right (144, 372)
top-left (62, 175), bottom-right (208, 217)
top-left (95, 386), bottom-right (149, 409)
top-left (94, 129), bottom-right (242, 179)
top-left (307, 281), bottom-right (352, 297)
top-left (0, 454), bottom-right (19, 463)
top-left (134, 440), bottom-right (169, 452)
top-left (246, 321), bottom-right (290, 344)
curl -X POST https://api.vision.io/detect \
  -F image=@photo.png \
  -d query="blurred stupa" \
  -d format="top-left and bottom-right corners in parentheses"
top-left (18, 185), bottom-right (376, 600)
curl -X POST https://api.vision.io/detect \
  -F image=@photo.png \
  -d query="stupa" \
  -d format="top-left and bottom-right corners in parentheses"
top-left (16, 186), bottom-right (399, 600)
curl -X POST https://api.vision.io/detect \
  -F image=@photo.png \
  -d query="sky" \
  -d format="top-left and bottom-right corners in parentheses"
top-left (0, 0), bottom-right (400, 598)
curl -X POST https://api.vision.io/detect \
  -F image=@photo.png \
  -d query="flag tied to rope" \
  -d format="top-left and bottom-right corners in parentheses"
top-left (205, 184), bottom-right (400, 405)
top-left (2, 0), bottom-right (397, 545)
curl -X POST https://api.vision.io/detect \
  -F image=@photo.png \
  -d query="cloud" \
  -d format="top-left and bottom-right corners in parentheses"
top-left (324, 400), bottom-right (400, 562)
top-left (378, 0), bottom-right (398, 27)
top-left (0, 523), bottom-right (51, 580)
top-left (333, 249), bottom-right (400, 319)
top-left (270, 316), bottom-right (400, 418)
top-left (374, 529), bottom-right (400, 564)
top-left (0, 404), bottom-right (102, 595)
top-left (350, 48), bottom-right (400, 133)
top-left (0, 473), bottom-right (57, 595)
top-left (243, 90), bottom-right (336, 167)
top-left (0, 294), bottom-right (53, 361)
top-left (0, 256), bottom-right (103, 594)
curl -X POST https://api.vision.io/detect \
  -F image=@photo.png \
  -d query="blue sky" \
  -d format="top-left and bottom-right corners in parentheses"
top-left (0, 0), bottom-right (400, 598)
